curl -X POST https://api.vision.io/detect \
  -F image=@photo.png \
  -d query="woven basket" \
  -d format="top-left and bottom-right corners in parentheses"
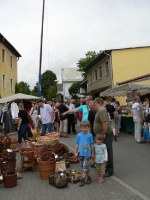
top-left (47, 132), bottom-right (60, 139)
top-left (1, 161), bottom-right (16, 173)
top-left (3, 172), bottom-right (17, 188)
top-left (37, 159), bottom-right (56, 180)
top-left (36, 136), bottom-right (59, 146)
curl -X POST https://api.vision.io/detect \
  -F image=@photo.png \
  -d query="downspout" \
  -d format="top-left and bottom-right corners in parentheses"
top-left (104, 51), bottom-right (114, 88)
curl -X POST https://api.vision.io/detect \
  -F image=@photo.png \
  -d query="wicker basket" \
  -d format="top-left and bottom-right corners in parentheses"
top-left (1, 161), bottom-right (16, 173)
top-left (47, 132), bottom-right (60, 139)
top-left (9, 137), bottom-right (18, 149)
top-left (37, 159), bottom-right (56, 180)
top-left (3, 172), bottom-right (17, 188)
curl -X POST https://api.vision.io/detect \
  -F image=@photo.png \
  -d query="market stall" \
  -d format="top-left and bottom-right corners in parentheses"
top-left (100, 83), bottom-right (150, 133)
top-left (0, 93), bottom-right (40, 134)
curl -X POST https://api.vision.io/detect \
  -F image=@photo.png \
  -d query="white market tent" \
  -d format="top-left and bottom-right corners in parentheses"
top-left (0, 93), bottom-right (40, 104)
top-left (100, 83), bottom-right (150, 97)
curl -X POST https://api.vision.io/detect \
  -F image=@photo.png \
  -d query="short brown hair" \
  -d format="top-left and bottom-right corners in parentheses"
top-left (94, 97), bottom-right (104, 105)
top-left (80, 121), bottom-right (90, 128)
top-left (95, 134), bottom-right (104, 141)
top-left (37, 98), bottom-right (44, 103)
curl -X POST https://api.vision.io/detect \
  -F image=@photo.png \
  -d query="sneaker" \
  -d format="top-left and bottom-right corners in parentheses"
top-left (86, 176), bottom-right (92, 184)
top-left (79, 178), bottom-right (85, 187)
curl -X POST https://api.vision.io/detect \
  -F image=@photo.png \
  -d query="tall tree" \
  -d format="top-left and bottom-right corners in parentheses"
top-left (15, 82), bottom-right (30, 94)
top-left (47, 85), bottom-right (57, 101)
top-left (41, 70), bottom-right (57, 99)
top-left (77, 51), bottom-right (102, 79)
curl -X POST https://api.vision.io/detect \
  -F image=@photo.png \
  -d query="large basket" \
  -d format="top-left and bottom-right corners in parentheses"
top-left (37, 159), bottom-right (56, 180)
top-left (3, 172), bottom-right (17, 188)
top-left (36, 136), bottom-right (59, 146)
top-left (1, 161), bottom-right (16, 173)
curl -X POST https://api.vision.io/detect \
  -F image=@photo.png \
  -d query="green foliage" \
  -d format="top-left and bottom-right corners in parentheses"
top-left (41, 70), bottom-right (57, 99)
top-left (77, 51), bottom-right (102, 78)
top-left (31, 85), bottom-right (38, 96)
top-left (68, 81), bottom-right (82, 96)
top-left (47, 85), bottom-right (57, 101)
top-left (15, 82), bottom-right (30, 94)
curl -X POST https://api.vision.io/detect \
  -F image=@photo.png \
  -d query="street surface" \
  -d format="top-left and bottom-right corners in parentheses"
top-left (1, 122), bottom-right (150, 200)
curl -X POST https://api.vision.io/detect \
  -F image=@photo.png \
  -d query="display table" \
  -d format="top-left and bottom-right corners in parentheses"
top-left (121, 116), bottom-right (134, 133)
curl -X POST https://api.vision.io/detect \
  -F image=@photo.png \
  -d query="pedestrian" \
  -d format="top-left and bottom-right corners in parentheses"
top-left (105, 99), bottom-right (117, 141)
top-left (66, 99), bottom-right (76, 134)
top-left (89, 100), bottom-right (114, 177)
top-left (58, 99), bottom-right (69, 138)
top-left (54, 103), bottom-right (60, 132)
top-left (74, 121), bottom-right (94, 187)
top-left (37, 99), bottom-right (54, 135)
top-left (94, 134), bottom-right (108, 183)
top-left (15, 103), bottom-right (30, 151)
top-left (62, 96), bottom-right (93, 121)
top-left (132, 96), bottom-right (144, 143)
top-left (29, 103), bottom-right (38, 128)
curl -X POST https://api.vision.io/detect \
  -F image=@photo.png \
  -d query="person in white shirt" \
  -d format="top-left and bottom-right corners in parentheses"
top-left (37, 99), bottom-right (54, 135)
top-left (132, 96), bottom-right (144, 143)
top-left (66, 99), bottom-right (76, 134)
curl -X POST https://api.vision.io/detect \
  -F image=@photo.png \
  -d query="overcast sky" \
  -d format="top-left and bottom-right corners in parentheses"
top-left (1, 0), bottom-right (150, 89)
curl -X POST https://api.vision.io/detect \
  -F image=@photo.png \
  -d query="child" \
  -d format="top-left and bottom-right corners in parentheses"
top-left (74, 121), bottom-right (94, 187)
top-left (94, 134), bottom-right (108, 183)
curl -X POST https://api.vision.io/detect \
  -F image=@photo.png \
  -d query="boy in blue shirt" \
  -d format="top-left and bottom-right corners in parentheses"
top-left (75, 121), bottom-right (94, 187)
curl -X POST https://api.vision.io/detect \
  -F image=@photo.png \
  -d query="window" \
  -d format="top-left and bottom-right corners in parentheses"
top-left (99, 66), bottom-right (102, 78)
top-left (10, 55), bottom-right (13, 68)
top-left (2, 48), bottom-right (6, 63)
top-left (2, 74), bottom-right (6, 89)
top-left (90, 73), bottom-right (92, 83)
top-left (105, 61), bottom-right (109, 75)
top-left (10, 78), bottom-right (14, 92)
top-left (95, 70), bottom-right (97, 81)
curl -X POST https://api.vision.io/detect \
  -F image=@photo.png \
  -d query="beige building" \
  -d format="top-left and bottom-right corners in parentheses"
top-left (0, 33), bottom-right (21, 97)
top-left (82, 46), bottom-right (150, 103)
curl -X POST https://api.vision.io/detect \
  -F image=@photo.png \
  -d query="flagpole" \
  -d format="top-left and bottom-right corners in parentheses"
top-left (38, 0), bottom-right (45, 97)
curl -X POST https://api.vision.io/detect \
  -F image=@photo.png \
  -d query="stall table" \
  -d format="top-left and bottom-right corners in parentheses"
top-left (121, 116), bottom-right (134, 133)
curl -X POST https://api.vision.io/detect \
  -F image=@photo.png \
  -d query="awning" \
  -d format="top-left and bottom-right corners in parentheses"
top-left (100, 83), bottom-right (150, 97)
top-left (0, 93), bottom-right (40, 104)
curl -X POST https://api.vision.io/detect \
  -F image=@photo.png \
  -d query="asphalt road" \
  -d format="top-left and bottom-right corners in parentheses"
top-left (0, 123), bottom-right (150, 200)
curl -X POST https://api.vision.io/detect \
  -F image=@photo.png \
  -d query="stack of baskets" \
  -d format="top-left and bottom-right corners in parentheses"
top-left (9, 137), bottom-right (18, 150)
top-left (0, 135), bottom-right (17, 188)
top-left (37, 150), bottom-right (56, 180)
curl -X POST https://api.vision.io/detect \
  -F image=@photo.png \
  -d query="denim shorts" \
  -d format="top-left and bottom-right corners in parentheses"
top-left (18, 124), bottom-right (28, 143)
top-left (79, 156), bottom-right (91, 173)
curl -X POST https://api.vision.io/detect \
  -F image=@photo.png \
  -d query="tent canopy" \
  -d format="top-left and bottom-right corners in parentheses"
top-left (100, 83), bottom-right (150, 97)
top-left (0, 93), bottom-right (40, 104)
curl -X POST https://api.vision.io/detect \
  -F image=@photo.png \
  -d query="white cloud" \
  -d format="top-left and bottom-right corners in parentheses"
top-left (1, 0), bottom-right (150, 89)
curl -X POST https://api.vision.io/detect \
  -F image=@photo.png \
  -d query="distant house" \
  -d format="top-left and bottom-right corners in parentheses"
top-left (0, 33), bottom-right (21, 97)
top-left (57, 83), bottom-right (63, 101)
top-left (61, 68), bottom-right (83, 99)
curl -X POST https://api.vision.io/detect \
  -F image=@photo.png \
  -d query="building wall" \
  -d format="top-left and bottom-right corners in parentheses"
top-left (0, 43), bottom-right (17, 97)
top-left (63, 82), bottom-right (75, 99)
top-left (87, 56), bottom-right (112, 93)
top-left (112, 47), bottom-right (150, 105)
top-left (112, 47), bottom-right (150, 85)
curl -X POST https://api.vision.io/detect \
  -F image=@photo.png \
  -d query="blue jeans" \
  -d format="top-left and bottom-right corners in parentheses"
top-left (42, 123), bottom-right (53, 135)
top-left (18, 124), bottom-right (28, 143)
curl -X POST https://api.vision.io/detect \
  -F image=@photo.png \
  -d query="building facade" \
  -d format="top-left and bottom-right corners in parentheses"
top-left (61, 68), bottom-right (83, 99)
top-left (0, 33), bottom-right (21, 97)
top-left (83, 46), bottom-right (150, 102)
